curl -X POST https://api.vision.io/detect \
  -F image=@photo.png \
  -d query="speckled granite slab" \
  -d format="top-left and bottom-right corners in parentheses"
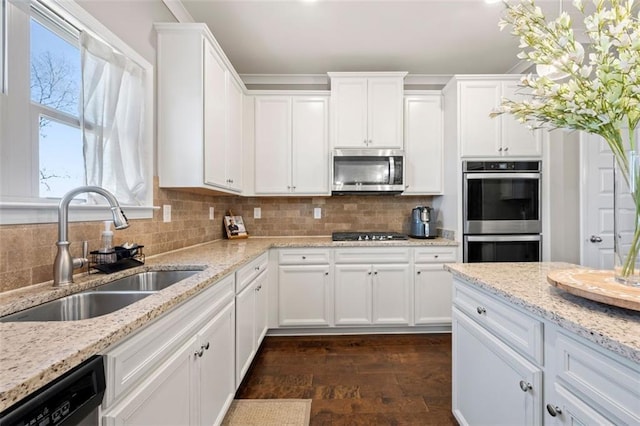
top-left (445, 262), bottom-right (640, 364)
top-left (0, 236), bottom-right (456, 412)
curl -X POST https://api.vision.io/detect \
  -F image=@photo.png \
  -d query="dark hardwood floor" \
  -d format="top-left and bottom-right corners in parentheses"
top-left (235, 333), bottom-right (457, 425)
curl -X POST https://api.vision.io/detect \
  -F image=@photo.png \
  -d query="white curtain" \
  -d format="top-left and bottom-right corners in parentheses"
top-left (80, 31), bottom-right (147, 205)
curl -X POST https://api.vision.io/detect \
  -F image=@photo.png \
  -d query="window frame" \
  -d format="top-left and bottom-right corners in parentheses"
top-left (0, 0), bottom-right (154, 225)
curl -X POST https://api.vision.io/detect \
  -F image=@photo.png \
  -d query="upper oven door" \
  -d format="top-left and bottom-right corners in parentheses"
top-left (464, 171), bottom-right (541, 234)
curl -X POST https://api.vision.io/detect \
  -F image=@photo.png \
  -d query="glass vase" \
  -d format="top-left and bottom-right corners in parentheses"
top-left (613, 149), bottom-right (640, 286)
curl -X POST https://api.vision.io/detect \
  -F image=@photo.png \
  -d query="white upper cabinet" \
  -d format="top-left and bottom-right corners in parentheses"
top-left (404, 93), bottom-right (444, 194)
top-left (459, 78), bottom-right (541, 158)
top-left (254, 95), bottom-right (329, 195)
top-left (156, 23), bottom-right (244, 194)
top-left (329, 72), bottom-right (407, 149)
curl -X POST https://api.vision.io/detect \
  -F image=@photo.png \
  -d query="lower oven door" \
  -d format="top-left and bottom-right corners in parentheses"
top-left (464, 235), bottom-right (541, 263)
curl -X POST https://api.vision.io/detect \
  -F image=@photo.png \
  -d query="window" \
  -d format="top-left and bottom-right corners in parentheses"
top-left (30, 9), bottom-right (83, 198)
top-left (0, 0), bottom-right (153, 224)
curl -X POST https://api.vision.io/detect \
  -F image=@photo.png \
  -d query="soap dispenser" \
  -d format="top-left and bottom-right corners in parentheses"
top-left (99, 220), bottom-right (115, 262)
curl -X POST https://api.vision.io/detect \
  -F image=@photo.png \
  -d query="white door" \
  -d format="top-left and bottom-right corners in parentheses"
top-left (235, 281), bottom-right (256, 385)
top-left (254, 97), bottom-right (292, 193)
top-left (371, 264), bottom-right (410, 325)
top-left (331, 78), bottom-right (368, 148)
top-left (501, 82), bottom-right (542, 157)
top-left (414, 264), bottom-right (453, 325)
top-left (278, 265), bottom-right (332, 326)
top-left (203, 42), bottom-right (227, 188)
top-left (404, 94), bottom-right (443, 194)
top-left (460, 81), bottom-right (502, 157)
top-left (292, 97), bottom-right (329, 194)
top-left (254, 271), bottom-right (268, 345)
top-left (334, 264), bottom-right (372, 325)
top-left (581, 133), bottom-right (615, 269)
top-left (196, 302), bottom-right (235, 426)
top-left (368, 77), bottom-right (404, 148)
top-left (547, 384), bottom-right (615, 426)
top-left (225, 75), bottom-right (243, 191)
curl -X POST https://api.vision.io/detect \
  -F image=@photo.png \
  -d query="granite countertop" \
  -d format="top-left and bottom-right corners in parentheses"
top-left (0, 236), bottom-right (456, 412)
top-left (445, 262), bottom-right (640, 364)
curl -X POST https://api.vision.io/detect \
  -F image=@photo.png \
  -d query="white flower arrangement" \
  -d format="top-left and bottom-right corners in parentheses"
top-left (494, 0), bottom-right (640, 280)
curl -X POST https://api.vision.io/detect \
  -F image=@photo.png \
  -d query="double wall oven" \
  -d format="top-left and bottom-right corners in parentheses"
top-left (463, 161), bottom-right (542, 263)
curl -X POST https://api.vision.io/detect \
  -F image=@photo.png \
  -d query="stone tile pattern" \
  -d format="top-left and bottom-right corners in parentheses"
top-left (0, 177), bottom-right (433, 291)
top-left (0, 237), bottom-right (455, 412)
top-left (237, 334), bottom-right (456, 425)
top-left (446, 262), bottom-right (640, 363)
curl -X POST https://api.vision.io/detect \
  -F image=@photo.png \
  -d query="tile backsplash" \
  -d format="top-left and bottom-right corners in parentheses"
top-left (0, 179), bottom-right (431, 291)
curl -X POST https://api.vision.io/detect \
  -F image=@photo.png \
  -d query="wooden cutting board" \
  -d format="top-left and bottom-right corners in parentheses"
top-left (547, 269), bottom-right (640, 311)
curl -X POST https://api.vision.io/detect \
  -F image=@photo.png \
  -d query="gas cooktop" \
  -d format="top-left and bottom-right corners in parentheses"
top-left (331, 232), bottom-right (409, 242)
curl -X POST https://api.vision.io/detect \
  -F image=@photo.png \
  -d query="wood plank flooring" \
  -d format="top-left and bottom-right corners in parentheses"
top-left (235, 334), bottom-right (458, 425)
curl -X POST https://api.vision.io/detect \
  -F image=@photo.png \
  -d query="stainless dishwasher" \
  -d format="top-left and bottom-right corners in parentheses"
top-left (0, 355), bottom-right (105, 426)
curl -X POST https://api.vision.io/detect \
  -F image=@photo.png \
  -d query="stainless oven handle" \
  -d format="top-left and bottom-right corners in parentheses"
top-left (388, 157), bottom-right (395, 185)
top-left (465, 235), bottom-right (541, 242)
top-left (464, 173), bottom-right (540, 179)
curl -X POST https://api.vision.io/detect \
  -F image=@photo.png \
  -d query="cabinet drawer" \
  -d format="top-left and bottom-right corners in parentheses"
top-left (102, 274), bottom-right (235, 409)
top-left (334, 248), bottom-right (410, 264)
top-left (414, 246), bottom-right (457, 263)
top-left (278, 249), bottom-right (331, 265)
top-left (555, 333), bottom-right (640, 425)
top-left (236, 252), bottom-right (268, 293)
top-left (453, 279), bottom-right (543, 364)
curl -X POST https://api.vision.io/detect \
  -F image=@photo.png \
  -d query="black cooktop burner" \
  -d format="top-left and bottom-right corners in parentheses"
top-left (332, 232), bottom-right (409, 242)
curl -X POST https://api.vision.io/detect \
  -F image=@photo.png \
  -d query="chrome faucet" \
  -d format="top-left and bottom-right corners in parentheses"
top-left (53, 186), bottom-right (129, 286)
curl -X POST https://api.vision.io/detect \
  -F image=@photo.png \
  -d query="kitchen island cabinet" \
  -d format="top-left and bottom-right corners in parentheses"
top-left (447, 262), bottom-right (639, 426)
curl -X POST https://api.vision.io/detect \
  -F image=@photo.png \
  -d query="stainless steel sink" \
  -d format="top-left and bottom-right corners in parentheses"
top-left (92, 270), bottom-right (199, 292)
top-left (0, 291), bottom-right (155, 322)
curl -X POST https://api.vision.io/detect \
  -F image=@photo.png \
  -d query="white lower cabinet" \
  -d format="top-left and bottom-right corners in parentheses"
top-left (277, 248), bottom-right (332, 327)
top-left (334, 248), bottom-right (411, 326)
top-left (413, 247), bottom-right (456, 325)
top-left (452, 307), bottom-right (542, 426)
top-left (334, 263), bottom-right (410, 325)
top-left (101, 275), bottom-right (236, 426)
top-left (235, 270), bottom-right (268, 386)
top-left (453, 277), bottom-right (640, 426)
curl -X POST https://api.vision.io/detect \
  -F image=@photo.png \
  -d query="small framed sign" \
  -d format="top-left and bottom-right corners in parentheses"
top-left (224, 215), bottom-right (248, 239)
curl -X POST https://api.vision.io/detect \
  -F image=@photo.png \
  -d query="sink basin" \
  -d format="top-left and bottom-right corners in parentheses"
top-left (92, 270), bottom-right (200, 292)
top-left (0, 291), bottom-right (155, 322)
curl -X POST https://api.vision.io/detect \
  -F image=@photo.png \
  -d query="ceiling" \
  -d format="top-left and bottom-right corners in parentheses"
top-left (177, 0), bottom-right (564, 84)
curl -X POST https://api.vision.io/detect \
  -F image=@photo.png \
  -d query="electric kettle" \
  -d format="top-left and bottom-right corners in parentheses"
top-left (409, 206), bottom-right (437, 239)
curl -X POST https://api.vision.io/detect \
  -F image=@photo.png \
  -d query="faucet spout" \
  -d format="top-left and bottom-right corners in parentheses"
top-left (54, 186), bottom-right (130, 286)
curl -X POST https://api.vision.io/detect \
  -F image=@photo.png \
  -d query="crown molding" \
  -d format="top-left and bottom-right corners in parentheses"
top-left (162, 0), bottom-right (195, 23)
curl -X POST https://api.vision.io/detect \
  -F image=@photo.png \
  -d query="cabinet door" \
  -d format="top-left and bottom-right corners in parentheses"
top-left (371, 264), bottom-right (410, 324)
top-left (226, 75), bottom-right (243, 191)
top-left (452, 308), bottom-right (542, 426)
top-left (460, 81), bottom-right (502, 157)
top-left (404, 95), bottom-right (443, 194)
top-left (255, 97), bottom-right (292, 193)
top-left (368, 77), bottom-right (404, 148)
top-left (102, 336), bottom-right (196, 426)
top-left (334, 264), bottom-right (372, 325)
top-left (203, 41), bottom-right (227, 187)
top-left (235, 280), bottom-right (256, 385)
top-left (331, 78), bottom-right (368, 148)
top-left (414, 264), bottom-right (452, 325)
top-left (292, 97), bottom-right (329, 194)
top-left (254, 271), bottom-right (268, 346)
top-left (278, 265), bottom-right (332, 326)
top-left (501, 81), bottom-right (542, 157)
top-left (196, 302), bottom-right (235, 426)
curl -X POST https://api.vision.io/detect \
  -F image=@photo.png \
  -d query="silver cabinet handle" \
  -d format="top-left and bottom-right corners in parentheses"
top-left (498, 147), bottom-right (503, 152)
top-left (368, 271), bottom-right (372, 275)
top-left (519, 381), bottom-right (532, 392)
top-left (374, 271), bottom-right (378, 275)
top-left (476, 307), bottom-right (486, 315)
top-left (255, 266), bottom-right (260, 271)
top-left (203, 342), bottom-right (210, 351)
top-left (302, 256), bottom-right (306, 260)
top-left (325, 271), bottom-right (329, 276)
top-left (590, 235), bottom-right (603, 243)
top-left (195, 348), bottom-right (204, 358)
top-left (503, 147), bottom-right (509, 152)
top-left (546, 404), bottom-right (562, 417)
top-left (417, 271), bottom-right (421, 275)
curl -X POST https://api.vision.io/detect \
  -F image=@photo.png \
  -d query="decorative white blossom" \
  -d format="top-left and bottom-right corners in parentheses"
top-left (495, 0), bottom-right (640, 278)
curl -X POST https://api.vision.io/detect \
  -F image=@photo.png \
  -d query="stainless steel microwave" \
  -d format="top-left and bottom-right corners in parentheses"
top-left (332, 149), bottom-right (405, 195)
